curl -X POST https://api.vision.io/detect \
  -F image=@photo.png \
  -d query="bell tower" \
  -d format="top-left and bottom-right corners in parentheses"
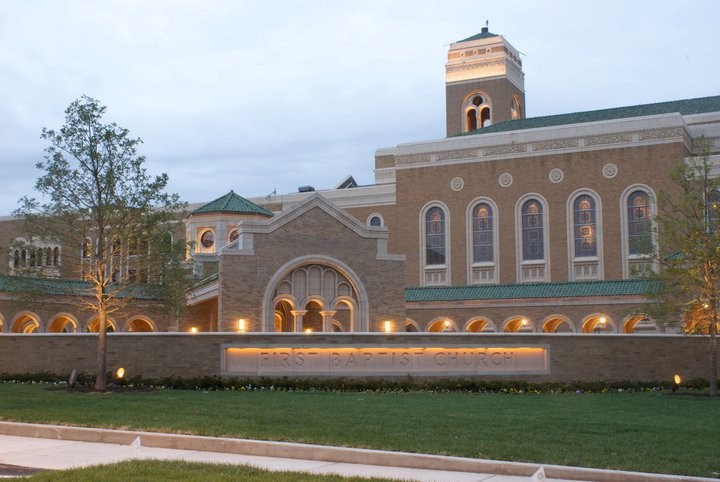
top-left (445, 26), bottom-right (525, 137)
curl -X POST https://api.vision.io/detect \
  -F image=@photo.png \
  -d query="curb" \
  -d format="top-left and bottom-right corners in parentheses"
top-left (0, 422), bottom-right (713, 482)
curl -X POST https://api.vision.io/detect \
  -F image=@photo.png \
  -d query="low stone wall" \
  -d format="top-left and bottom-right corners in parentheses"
top-left (0, 333), bottom-right (716, 383)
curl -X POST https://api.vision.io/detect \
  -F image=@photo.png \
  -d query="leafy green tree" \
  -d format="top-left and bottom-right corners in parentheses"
top-left (14, 96), bottom-right (189, 391)
top-left (651, 137), bottom-right (718, 395)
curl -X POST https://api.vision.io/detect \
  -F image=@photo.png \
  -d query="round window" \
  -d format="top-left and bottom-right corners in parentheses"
top-left (369, 216), bottom-right (382, 227)
top-left (229, 229), bottom-right (239, 242)
top-left (200, 230), bottom-right (215, 248)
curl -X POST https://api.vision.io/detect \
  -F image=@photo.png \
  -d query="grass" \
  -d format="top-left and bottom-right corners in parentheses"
top-left (1, 384), bottom-right (719, 478)
top-left (27, 460), bottom-right (392, 481)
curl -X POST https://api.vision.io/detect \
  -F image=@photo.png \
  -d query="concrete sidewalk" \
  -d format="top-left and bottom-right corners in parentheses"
top-left (0, 422), bottom-right (712, 482)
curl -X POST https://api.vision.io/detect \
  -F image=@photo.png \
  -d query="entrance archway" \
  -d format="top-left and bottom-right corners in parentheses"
top-left (48, 314), bottom-right (78, 333)
top-left (263, 256), bottom-right (368, 332)
top-left (12, 313), bottom-right (40, 333)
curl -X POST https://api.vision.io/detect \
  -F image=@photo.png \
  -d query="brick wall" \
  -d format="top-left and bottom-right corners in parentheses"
top-left (0, 333), bottom-right (715, 384)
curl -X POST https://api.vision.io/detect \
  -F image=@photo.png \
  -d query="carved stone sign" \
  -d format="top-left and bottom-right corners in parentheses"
top-left (222, 346), bottom-right (548, 377)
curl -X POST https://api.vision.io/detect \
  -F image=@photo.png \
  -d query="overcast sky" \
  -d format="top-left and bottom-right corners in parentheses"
top-left (1, 0), bottom-right (718, 215)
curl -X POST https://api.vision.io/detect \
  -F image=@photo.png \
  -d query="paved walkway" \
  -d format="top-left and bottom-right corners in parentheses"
top-left (0, 423), bottom-right (712, 481)
top-left (0, 434), bottom-right (563, 481)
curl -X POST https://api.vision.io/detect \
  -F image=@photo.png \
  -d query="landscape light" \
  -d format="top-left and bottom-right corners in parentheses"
top-left (672, 374), bottom-right (682, 392)
top-left (190, 327), bottom-right (198, 333)
top-left (304, 328), bottom-right (312, 333)
top-left (116, 367), bottom-right (125, 379)
top-left (238, 319), bottom-right (246, 332)
top-left (384, 321), bottom-right (392, 332)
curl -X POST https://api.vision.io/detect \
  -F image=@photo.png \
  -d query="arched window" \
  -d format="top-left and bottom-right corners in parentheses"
top-left (53, 247), bottom-right (60, 266)
top-left (522, 199), bottom-right (544, 261)
top-left (627, 191), bottom-right (651, 255)
top-left (511, 96), bottom-right (522, 120)
top-left (421, 204), bottom-right (449, 286)
top-left (13, 250), bottom-right (19, 268)
top-left (463, 93), bottom-right (492, 132)
top-left (468, 199), bottom-right (498, 284)
top-left (516, 196), bottom-right (549, 282)
top-left (472, 203), bottom-right (493, 262)
top-left (574, 195), bottom-right (597, 257)
top-left (569, 191), bottom-right (603, 281)
top-left (621, 186), bottom-right (655, 278)
top-left (425, 207), bottom-right (446, 266)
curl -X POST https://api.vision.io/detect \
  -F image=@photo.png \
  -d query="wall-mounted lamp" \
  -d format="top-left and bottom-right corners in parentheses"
top-left (238, 319), bottom-right (246, 332)
top-left (304, 328), bottom-right (313, 333)
top-left (384, 321), bottom-right (392, 332)
top-left (190, 327), bottom-right (198, 334)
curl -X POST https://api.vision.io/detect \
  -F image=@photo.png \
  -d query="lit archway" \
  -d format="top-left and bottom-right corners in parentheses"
top-left (302, 300), bottom-right (323, 333)
top-left (581, 314), bottom-right (616, 333)
top-left (47, 314), bottom-right (78, 333)
top-left (541, 315), bottom-right (574, 333)
top-left (86, 317), bottom-right (116, 333)
top-left (262, 256), bottom-right (368, 332)
top-left (127, 317), bottom-right (155, 332)
top-left (623, 314), bottom-right (658, 333)
top-left (503, 316), bottom-right (534, 333)
top-left (404, 319), bottom-right (420, 332)
top-left (464, 317), bottom-right (496, 332)
top-left (12, 313), bottom-right (40, 333)
top-left (273, 298), bottom-right (295, 332)
top-left (427, 318), bottom-right (457, 332)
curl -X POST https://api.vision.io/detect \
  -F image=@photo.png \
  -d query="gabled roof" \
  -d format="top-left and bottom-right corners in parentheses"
top-left (406, 279), bottom-right (657, 303)
top-left (460, 95), bottom-right (720, 137)
top-left (458, 27), bottom-right (498, 42)
top-left (192, 191), bottom-right (273, 217)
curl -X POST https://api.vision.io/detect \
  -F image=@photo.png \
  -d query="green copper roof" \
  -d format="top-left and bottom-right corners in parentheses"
top-left (0, 275), bottom-right (165, 300)
top-left (193, 191), bottom-right (273, 217)
top-left (460, 95), bottom-right (720, 137)
top-left (458, 27), bottom-right (498, 42)
top-left (406, 279), bottom-right (657, 303)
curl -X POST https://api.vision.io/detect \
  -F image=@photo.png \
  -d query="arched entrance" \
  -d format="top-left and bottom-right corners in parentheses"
top-left (127, 317), bottom-right (154, 332)
top-left (86, 317), bottom-right (116, 333)
top-left (464, 317), bottom-right (496, 332)
top-left (503, 316), bottom-right (534, 333)
top-left (48, 314), bottom-right (78, 333)
top-left (541, 315), bottom-right (574, 333)
top-left (581, 314), bottom-right (615, 333)
top-left (12, 313), bottom-right (40, 333)
top-left (623, 315), bottom-right (658, 333)
top-left (264, 256), bottom-right (368, 332)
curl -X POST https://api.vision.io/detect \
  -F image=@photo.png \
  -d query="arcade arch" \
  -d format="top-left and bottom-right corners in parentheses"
top-left (427, 318), bottom-right (458, 332)
top-left (581, 314), bottom-right (616, 333)
top-left (86, 317), bottom-right (117, 333)
top-left (503, 316), bottom-right (534, 333)
top-left (404, 319), bottom-right (420, 332)
top-left (127, 317), bottom-right (155, 332)
top-left (464, 317), bottom-right (496, 332)
top-left (12, 312), bottom-right (40, 333)
top-left (47, 314), bottom-right (78, 333)
top-left (623, 314), bottom-right (658, 333)
top-left (541, 315), bottom-right (574, 333)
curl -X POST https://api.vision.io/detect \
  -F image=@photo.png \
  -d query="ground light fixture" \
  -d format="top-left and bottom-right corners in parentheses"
top-left (190, 327), bottom-right (198, 333)
top-left (304, 328), bottom-right (312, 333)
top-left (116, 367), bottom-right (125, 379)
top-left (672, 374), bottom-right (682, 392)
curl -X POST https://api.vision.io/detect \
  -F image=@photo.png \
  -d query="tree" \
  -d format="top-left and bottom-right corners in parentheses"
top-left (14, 96), bottom-right (189, 391)
top-left (651, 137), bottom-right (719, 396)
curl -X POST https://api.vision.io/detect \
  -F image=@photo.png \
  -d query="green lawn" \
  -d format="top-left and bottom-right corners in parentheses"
top-left (27, 460), bottom-right (391, 481)
top-left (1, 384), bottom-right (718, 478)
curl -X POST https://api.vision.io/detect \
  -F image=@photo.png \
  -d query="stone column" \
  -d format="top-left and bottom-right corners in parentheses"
top-left (320, 311), bottom-right (337, 332)
top-left (290, 310), bottom-right (307, 332)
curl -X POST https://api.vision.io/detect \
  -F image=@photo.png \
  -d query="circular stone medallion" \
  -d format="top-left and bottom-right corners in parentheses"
top-left (450, 177), bottom-right (464, 191)
top-left (549, 168), bottom-right (564, 183)
top-left (602, 163), bottom-right (618, 179)
top-left (499, 172), bottom-right (513, 188)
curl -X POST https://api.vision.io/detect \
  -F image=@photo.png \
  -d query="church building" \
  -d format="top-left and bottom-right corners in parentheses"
top-left (2, 27), bottom-right (719, 336)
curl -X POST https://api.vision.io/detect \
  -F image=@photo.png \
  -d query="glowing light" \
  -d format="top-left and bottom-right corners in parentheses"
top-left (521, 318), bottom-right (528, 326)
top-left (674, 374), bottom-right (682, 385)
top-left (116, 367), bottom-right (125, 379)
top-left (443, 320), bottom-right (451, 327)
top-left (304, 328), bottom-right (313, 333)
top-left (599, 316), bottom-right (607, 325)
top-left (238, 319), bottom-right (246, 332)
top-left (384, 321), bottom-right (392, 332)
top-left (190, 327), bottom-right (198, 333)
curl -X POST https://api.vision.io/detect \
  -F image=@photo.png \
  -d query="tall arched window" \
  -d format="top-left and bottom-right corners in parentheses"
top-left (516, 196), bottom-right (549, 282)
top-left (574, 195), bottom-right (597, 257)
top-left (621, 186), bottom-right (655, 278)
top-left (421, 204), bottom-right (449, 286)
top-left (627, 191), bottom-right (651, 255)
top-left (468, 200), bottom-right (497, 284)
top-left (522, 199), bottom-right (544, 261)
top-left (569, 191), bottom-right (603, 281)
top-left (426, 207), bottom-right (446, 265)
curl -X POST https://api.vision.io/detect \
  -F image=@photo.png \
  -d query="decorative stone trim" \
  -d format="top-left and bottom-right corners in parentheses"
top-left (450, 177), bottom-right (464, 191)
top-left (483, 144), bottom-right (527, 156)
top-left (638, 127), bottom-right (684, 141)
top-left (499, 173), bottom-right (513, 188)
top-left (396, 154), bottom-right (432, 166)
top-left (602, 163), bottom-right (618, 179)
top-left (584, 133), bottom-right (633, 146)
top-left (549, 168), bottom-right (564, 183)
top-left (532, 139), bottom-right (579, 151)
top-left (437, 149), bottom-right (478, 162)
